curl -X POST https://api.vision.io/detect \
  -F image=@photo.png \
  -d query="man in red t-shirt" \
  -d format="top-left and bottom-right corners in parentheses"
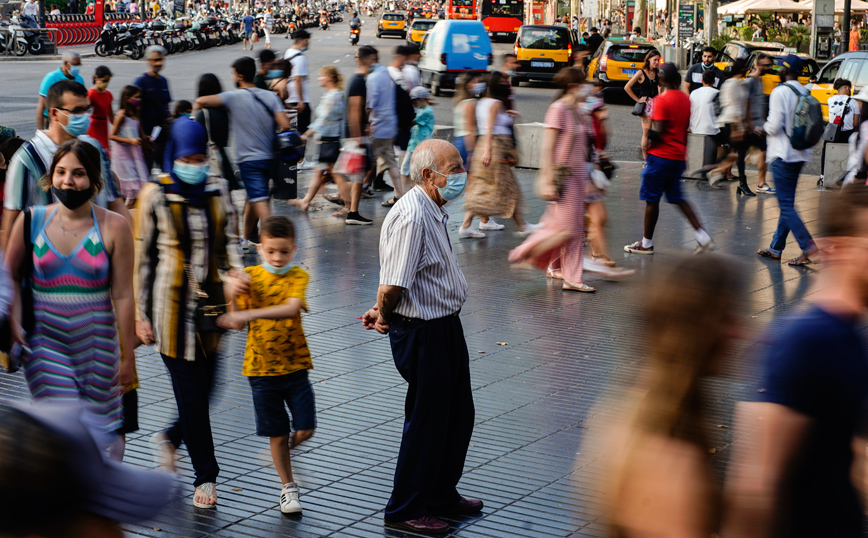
top-left (624, 63), bottom-right (715, 255)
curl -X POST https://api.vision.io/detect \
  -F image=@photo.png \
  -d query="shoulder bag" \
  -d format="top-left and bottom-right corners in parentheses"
top-left (822, 97), bottom-right (850, 143)
top-left (550, 103), bottom-right (580, 198)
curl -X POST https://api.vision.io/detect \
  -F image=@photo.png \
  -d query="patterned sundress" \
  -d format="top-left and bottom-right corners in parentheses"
top-left (110, 116), bottom-right (149, 200)
top-left (22, 205), bottom-right (122, 431)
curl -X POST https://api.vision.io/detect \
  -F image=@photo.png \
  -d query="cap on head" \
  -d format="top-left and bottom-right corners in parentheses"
top-left (658, 62), bottom-right (678, 80)
top-left (775, 53), bottom-right (802, 72)
top-left (410, 86), bottom-right (430, 100)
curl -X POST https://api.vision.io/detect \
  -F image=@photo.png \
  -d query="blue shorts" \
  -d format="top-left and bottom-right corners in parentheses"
top-left (238, 159), bottom-right (274, 203)
top-left (248, 370), bottom-right (317, 438)
top-left (244, 30), bottom-right (254, 39)
top-left (639, 154), bottom-right (687, 204)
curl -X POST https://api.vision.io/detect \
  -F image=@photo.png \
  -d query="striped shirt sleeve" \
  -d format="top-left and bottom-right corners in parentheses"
top-left (379, 212), bottom-right (425, 290)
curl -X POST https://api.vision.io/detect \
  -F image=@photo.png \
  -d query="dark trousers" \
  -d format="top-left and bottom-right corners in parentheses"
top-left (736, 132), bottom-right (767, 179)
top-left (384, 314), bottom-right (475, 522)
top-left (162, 350), bottom-right (219, 487)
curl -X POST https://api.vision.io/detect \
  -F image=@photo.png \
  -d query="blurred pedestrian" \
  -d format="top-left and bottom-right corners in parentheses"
top-left (756, 55), bottom-right (817, 266)
top-left (740, 54), bottom-right (773, 193)
top-left (134, 118), bottom-right (247, 509)
top-left (624, 48), bottom-right (660, 162)
top-left (36, 52), bottom-right (84, 131)
top-left (598, 253), bottom-right (741, 537)
top-left (110, 85), bottom-right (149, 207)
top-left (87, 65), bottom-right (114, 158)
top-left (399, 86), bottom-right (434, 188)
top-left (362, 139), bottom-right (480, 536)
top-left (452, 72), bottom-right (483, 170)
top-left (695, 59), bottom-right (748, 189)
top-left (0, 401), bottom-right (175, 538)
top-left (134, 46), bottom-right (172, 172)
top-left (624, 63), bottom-right (714, 255)
top-left (725, 185), bottom-right (868, 538)
top-left (461, 72), bottom-right (533, 237)
top-left (6, 139), bottom-right (136, 451)
top-left (193, 73), bottom-right (238, 191)
top-left (284, 30), bottom-right (313, 167)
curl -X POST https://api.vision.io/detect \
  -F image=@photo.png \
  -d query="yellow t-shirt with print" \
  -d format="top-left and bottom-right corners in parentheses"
top-left (236, 265), bottom-right (312, 377)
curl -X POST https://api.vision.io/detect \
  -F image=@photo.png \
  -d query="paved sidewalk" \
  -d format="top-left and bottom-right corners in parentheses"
top-left (0, 164), bottom-right (830, 537)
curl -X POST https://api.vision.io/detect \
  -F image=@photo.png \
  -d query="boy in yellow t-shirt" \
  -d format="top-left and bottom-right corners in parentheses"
top-left (217, 215), bottom-right (313, 515)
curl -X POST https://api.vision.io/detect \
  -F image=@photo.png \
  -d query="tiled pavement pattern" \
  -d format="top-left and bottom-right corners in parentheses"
top-left (0, 163), bottom-right (831, 537)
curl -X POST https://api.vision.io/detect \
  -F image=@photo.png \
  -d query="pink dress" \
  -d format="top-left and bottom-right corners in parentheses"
top-left (509, 101), bottom-right (588, 283)
top-left (110, 116), bottom-right (149, 200)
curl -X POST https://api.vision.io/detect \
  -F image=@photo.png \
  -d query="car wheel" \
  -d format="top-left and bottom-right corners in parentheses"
top-left (376, 32), bottom-right (381, 38)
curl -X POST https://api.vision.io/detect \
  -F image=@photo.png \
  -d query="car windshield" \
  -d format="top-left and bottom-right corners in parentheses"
top-left (384, 13), bottom-right (404, 20)
top-left (609, 45), bottom-right (655, 62)
top-left (414, 20), bottom-right (436, 29)
top-left (519, 28), bottom-right (570, 49)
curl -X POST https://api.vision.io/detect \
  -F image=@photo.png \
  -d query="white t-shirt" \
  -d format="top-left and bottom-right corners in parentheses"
top-left (403, 64), bottom-right (421, 91)
top-left (23, 1), bottom-right (39, 16)
top-left (388, 65), bottom-right (408, 91)
top-left (283, 48), bottom-right (310, 103)
top-left (828, 94), bottom-right (859, 132)
top-left (689, 86), bottom-right (720, 135)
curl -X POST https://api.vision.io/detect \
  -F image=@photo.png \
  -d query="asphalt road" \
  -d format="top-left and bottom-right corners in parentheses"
top-left (0, 16), bottom-right (821, 175)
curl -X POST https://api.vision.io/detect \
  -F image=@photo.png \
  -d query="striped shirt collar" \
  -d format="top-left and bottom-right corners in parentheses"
top-left (410, 185), bottom-right (448, 223)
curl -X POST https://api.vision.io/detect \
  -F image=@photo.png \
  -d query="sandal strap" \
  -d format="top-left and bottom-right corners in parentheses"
top-left (196, 483), bottom-right (216, 496)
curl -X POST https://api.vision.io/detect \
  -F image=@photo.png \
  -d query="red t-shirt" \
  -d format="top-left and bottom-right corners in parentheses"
top-left (648, 88), bottom-right (689, 161)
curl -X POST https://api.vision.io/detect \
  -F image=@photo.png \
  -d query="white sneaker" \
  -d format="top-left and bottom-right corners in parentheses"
top-left (280, 483), bottom-right (302, 514)
top-left (479, 218), bottom-right (505, 231)
top-left (516, 222), bottom-right (543, 237)
top-left (299, 159), bottom-right (316, 170)
top-left (458, 226), bottom-right (486, 238)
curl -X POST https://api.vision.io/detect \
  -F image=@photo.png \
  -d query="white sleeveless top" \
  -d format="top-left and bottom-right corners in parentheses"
top-left (476, 97), bottom-right (513, 136)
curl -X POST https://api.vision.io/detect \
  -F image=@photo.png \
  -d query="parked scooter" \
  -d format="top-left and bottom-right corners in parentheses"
top-left (18, 14), bottom-right (45, 55)
top-left (94, 22), bottom-right (144, 59)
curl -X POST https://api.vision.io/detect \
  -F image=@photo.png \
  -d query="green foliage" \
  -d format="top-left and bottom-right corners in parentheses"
top-left (711, 34), bottom-right (732, 52)
top-left (740, 25), bottom-right (753, 40)
top-left (861, 28), bottom-right (868, 43)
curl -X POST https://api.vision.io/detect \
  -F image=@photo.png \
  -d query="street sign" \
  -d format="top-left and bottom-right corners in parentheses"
top-left (585, 0), bottom-right (598, 20)
top-left (814, 0), bottom-right (833, 28)
top-left (678, 3), bottom-right (694, 39)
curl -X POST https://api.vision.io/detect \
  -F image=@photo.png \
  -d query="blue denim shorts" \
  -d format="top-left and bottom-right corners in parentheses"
top-left (238, 159), bottom-right (274, 203)
top-left (248, 370), bottom-right (317, 437)
top-left (639, 153), bottom-right (687, 204)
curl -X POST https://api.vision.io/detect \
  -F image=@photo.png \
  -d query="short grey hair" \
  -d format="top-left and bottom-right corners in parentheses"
top-left (144, 45), bottom-right (167, 60)
top-left (61, 51), bottom-right (80, 64)
top-left (409, 145), bottom-right (438, 185)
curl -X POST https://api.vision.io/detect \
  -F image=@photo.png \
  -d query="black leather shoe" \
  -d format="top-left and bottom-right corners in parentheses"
top-left (433, 497), bottom-right (484, 515)
top-left (384, 515), bottom-right (449, 534)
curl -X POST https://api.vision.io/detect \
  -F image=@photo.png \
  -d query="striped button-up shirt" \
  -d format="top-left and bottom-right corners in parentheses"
top-left (379, 186), bottom-right (467, 320)
top-left (134, 175), bottom-right (243, 361)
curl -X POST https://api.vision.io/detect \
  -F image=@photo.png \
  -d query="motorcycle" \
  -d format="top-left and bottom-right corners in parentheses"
top-left (349, 25), bottom-right (359, 44)
top-left (320, 16), bottom-right (329, 30)
top-left (18, 14), bottom-right (45, 55)
top-left (94, 22), bottom-right (144, 59)
top-left (0, 17), bottom-right (30, 56)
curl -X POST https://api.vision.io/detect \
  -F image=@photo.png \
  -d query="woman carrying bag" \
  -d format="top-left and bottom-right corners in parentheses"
top-left (134, 118), bottom-right (247, 510)
top-left (624, 49), bottom-right (660, 163)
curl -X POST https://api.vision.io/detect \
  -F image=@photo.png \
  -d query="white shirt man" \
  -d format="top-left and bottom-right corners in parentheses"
top-left (23, 0), bottom-right (39, 17)
top-left (689, 84), bottom-right (720, 136)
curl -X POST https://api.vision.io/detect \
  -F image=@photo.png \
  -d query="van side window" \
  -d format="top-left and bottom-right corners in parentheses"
top-left (420, 33), bottom-right (429, 51)
top-left (853, 61), bottom-right (868, 89)
top-left (817, 60), bottom-right (841, 84)
top-left (840, 60), bottom-right (860, 83)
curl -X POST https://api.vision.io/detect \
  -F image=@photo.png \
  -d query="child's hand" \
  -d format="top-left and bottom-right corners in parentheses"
top-left (226, 269), bottom-right (251, 297)
top-left (217, 312), bottom-right (247, 330)
top-left (131, 138), bottom-right (142, 146)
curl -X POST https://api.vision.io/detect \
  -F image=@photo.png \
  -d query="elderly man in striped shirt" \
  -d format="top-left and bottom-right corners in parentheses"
top-left (362, 138), bottom-right (482, 535)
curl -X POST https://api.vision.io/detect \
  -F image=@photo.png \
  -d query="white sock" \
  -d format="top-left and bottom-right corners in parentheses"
top-left (695, 228), bottom-right (711, 246)
top-left (283, 482), bottom-right (297, 489)
top-left (641, 237), bottom-right (653, 248)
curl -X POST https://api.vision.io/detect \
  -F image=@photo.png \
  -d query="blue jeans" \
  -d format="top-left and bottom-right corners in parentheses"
top-left (768, 158), bottom-right (816, 256)
top-left (238, 159), bottom-right (275, 203)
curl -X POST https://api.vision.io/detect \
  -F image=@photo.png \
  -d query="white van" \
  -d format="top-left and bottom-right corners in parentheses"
top-left (418, 20), bottom-right (493, 96)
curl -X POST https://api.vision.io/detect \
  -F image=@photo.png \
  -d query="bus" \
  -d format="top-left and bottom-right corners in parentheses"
top-left (446, 0), bottom-right (477, 20)
top-left (479, 0), bottom-right (523, 41)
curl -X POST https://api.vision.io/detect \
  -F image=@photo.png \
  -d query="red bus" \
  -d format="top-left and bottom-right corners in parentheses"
top-left (479, 0), bottom-right (523, 41)
top-left (446, 0), bottom-right (477, 20)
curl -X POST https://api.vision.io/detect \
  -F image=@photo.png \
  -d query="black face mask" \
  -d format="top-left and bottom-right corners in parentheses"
top-left (51, 185), bottom-right (94, 210)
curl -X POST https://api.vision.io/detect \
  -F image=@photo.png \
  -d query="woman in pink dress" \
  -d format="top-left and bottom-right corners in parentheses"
top-left (509, 68), bottom-right (593, 292)
top-left (110, 85), bottom-right (149, 207)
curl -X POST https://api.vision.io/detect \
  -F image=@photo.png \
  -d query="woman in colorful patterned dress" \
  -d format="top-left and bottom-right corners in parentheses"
top-left (5, 139), bottom-right (137, 448)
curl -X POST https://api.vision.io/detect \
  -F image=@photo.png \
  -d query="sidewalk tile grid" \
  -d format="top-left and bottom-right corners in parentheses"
top-left (0, 163), bottom-right (830, 536)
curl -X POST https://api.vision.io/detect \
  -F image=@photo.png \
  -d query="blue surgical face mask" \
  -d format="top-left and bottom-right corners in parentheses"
top-left (173, 160), bottom-right (209, 184)
top-left (69, 65), bottom-right (81, 78)
top-left (267, 69), bottom-right (283, 79)
top-left (471, 82), bottom-right (486, 95)
top-left (60, 110), bottom-right (91, 137)
top-left (262, 260), bottom-right (294, 275)
top-left (434, 170), bottom-right (467, 200)
top-left (300, 45), bottom-right (308, 52)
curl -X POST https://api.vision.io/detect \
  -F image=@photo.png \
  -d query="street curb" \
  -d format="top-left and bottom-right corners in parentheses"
top-left (0, 52), bottom-right (97, 61)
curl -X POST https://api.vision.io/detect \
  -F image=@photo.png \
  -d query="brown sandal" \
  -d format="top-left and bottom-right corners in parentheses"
top-left (788, 253), bottom-right (814, 266)
top-left (757, 248), bottom-right (781, 260)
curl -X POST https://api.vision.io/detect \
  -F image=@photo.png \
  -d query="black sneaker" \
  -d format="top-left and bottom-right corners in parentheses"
top-left (373, 172), bottom-right (394, 191)
top-left (361, 186), bottom-right (375, 198)
top-left (345, 212), bottom-right (373, 225)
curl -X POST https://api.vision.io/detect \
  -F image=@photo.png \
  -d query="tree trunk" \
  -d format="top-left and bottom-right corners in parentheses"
top-left (634, 0), bottom-right (646, 35)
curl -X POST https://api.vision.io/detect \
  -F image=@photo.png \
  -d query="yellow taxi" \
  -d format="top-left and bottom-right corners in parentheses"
top-left (713, 40), bottom-right (786, 70)
top-left (407, 18), bottom-right (437, 44)
top-left (587, 39), bottom-right (659, 94)
top-left (807, 51), bottom-right (868, 121)
top-left (377, 12), bottom-right (407, 39)
top-left (513, 25), bottom-right (578, 86)
top-left (746, 51), bottom-right (820, 94)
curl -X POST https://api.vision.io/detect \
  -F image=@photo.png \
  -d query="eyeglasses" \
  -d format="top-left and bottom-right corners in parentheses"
top-left (56, 106), bottom-right (94, 115)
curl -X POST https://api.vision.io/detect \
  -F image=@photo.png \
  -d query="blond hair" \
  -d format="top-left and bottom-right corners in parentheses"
top-left (320, 65), bottom-right (343, 90)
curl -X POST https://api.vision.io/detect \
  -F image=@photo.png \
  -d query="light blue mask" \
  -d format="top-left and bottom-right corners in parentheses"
top-left (267, 69), bottom-right (283, 79)
top-left (69, 65), bottom-right (81, 78)
top-left (61, 111), bottom-right (91, 137)
top-left (434, 170), bottom-right (467, 201)
top-left (262, 261), bottom-right (294, 275)
top-left (173, 160), bottom-right (209, 185)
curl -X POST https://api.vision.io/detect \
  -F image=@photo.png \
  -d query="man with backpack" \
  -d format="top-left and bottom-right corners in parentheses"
top-left (756, 54), bottom-right (822, 267)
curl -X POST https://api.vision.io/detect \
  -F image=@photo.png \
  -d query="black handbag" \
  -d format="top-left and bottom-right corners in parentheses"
top-left (319, 138), bottom-right (341, 163)
top-left (184, 263), bottom-right (227, 334)
top-left (631, 101), bottom-right (646, 116)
